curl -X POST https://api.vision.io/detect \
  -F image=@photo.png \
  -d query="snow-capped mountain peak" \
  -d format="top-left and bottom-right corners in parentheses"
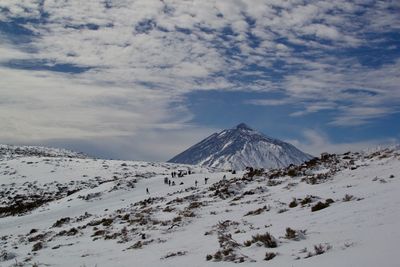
top-left (236, 122), bottom-right (252, 130)
top-left (168, 123), bottom-right (313, 170)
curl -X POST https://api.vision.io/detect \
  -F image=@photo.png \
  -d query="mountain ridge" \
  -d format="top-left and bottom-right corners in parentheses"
top-left (168, 123), bottom-right (313, 170)
top-left (0, 144), bottom-right (88, 159)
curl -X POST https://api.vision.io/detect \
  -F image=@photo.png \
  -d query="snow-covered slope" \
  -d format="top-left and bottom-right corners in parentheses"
top-left (168, 123), bottom-right (313, 170)
top-left (1, 145), bottom-right (400, 267)
top-left (0, 144), bottom-right (87, 160)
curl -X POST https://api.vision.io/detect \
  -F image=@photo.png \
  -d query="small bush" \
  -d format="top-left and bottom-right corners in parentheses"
top-left (163, 206), bottom-right (174, 212)
top-left (243, 240), bottom-right (252, 247)
top-left (128, 241), bottom-right (142, 249)
top-left (180, 210), bottom-right (195, 217)
top-left (246, 168), bottom-right (265, 178)
top-left (213, 251), bottom-right (222, 261)
top-left (277, 208), bottom-right (288, 214)
top-left (264, 252), bottom-right (276, 261)
top-left (244, 206), bottom-right (268, 216)
top-left (285, 228), bottom-right (306, 241)
top-left (314, 244), bottom-right (326, 255)
top-left (343, 194), bottom-right (354, 202)
top-left (32, 242), bottom-right (43, 252)
top-left (162, 251), bottom-right (187, 259)
top-left (311, 201), bottom-right (329, 212)
top-left (91, 230), bottom-right (106, 237)
top-left (101, 218), bottom-right (114, 226)
top-left (287, 169), bottom-right (297, 177)
top-left (121, 214), bottom-right (130, 220)
top-left (57, 227), bottom-right (78, 237)
top-left (244, 232), bottom-right (277, 248)
top-left (267, 179), bottom-right (283, 186)
top-left (325, 198), bottom-right (334, 204)
top-left (289, 198), bottom-right (298, 208)
top-left (285, 227), bottom-right (297, 239)
top-left (188, 201), bottom-right (202, 210)
top-left (29, 229), bottom-right (38, 235)
top-left (173, 216), bottom-right (182, 222)
top-left (305, 244), bottom-right (331, 258)
top-left (222, 248), bottom-right (233, 256)
top-left (52, 217), bottom-right (70, 228)
top-left (300, 196), bottom-right (315, 206)
top-left (28, 234), bottom-right (45, 243)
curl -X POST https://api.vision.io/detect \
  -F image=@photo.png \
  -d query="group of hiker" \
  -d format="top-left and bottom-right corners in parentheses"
top-left (163, 176), bottom-right (176, 186)
top-left (146, 169), bottom-right (224, 194)
top-left (170, 169), bottom-right (192, 178)
top-left (163, 176), bottom-right (205, 187)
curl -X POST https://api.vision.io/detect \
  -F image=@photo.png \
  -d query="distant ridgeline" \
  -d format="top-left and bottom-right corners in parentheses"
top-left (0, 145), bottom-right (88, 159)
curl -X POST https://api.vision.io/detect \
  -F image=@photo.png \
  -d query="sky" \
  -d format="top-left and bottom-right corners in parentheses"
top-left (0, 0), bottom-right (399, 161)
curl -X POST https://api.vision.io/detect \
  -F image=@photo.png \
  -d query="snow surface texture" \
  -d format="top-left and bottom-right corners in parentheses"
top-left (1, 145), bottom-right (400, 267)
top-left (168, 123), bottom-right (313, 170)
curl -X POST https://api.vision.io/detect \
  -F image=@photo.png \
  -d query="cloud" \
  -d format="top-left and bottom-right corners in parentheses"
top-left (290, 102), bottom-right (337, 117)
top-left (0, 0), bottom-right (41, 20)
top-left (8, 125), bottom-right (218, 162)
top-left (288, 129), bottom-right (398, 156)
top-left (246, 98), bottom-right (293, 106)
top-left (329, 106), bottom-right (398, 126)
top-left (0, 44), bottom-right (29, 62)
top-left (0, 67), bottom-right (189, 141)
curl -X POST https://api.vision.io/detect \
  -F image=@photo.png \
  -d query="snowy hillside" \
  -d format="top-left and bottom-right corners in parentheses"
top-left (168, 123), bottom-right (313, 170)
top-left (0, 145), bottom-right (87, 160)
top-left (1, 145), bottom-right (400, 266)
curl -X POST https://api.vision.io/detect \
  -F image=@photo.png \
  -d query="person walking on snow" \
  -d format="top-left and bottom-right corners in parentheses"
top-left (146, 188), bottom-right (149, 194)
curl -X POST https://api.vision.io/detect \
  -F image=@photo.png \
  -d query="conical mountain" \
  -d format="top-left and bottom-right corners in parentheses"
top-left (168, 123), bottom-right (313, 170)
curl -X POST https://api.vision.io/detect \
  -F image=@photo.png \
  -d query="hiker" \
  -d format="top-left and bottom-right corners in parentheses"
top-left (146, 188), bottom-right (149, 194)
top-left (168, 180), bottom-right (171, 186)
top-left (223, 175), bottom-right (226, 180)
top-left (172, 181), bottom-right (175, 186)
top-left (204, 177), bottom-right (209, 184)
top-left (195, 180), bottom-right (198, 187)
top-left (164, 177), bottom-right (168, 184)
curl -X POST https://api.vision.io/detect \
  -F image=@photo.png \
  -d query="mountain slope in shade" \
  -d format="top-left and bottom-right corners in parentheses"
top-left (168, 123), bottom-right (314, 170)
